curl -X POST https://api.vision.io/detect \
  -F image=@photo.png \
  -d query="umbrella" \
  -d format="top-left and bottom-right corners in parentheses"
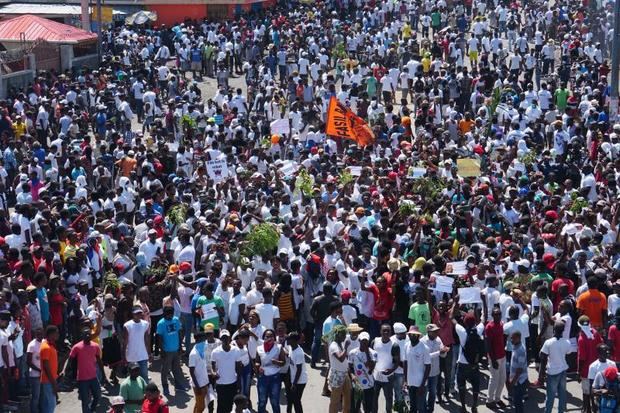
top-left (125, 10), bottom-right (157, 25)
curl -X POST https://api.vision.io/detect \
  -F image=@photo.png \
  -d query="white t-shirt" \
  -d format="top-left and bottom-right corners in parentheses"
top-left (27, 339), bottom-right (42, 377)
top-left (257, 343), bottom-right (281, 376)
top-left (404, 341), bottom-right (431, 386)
top-left (503, 315), bottom-right (530, 352)
top-left (288, 345), bottom-right (308, 384)
top-left (228, 293), bottom-right (247, 326)
top-left (373, 338), bottom-right (396, 382)
top-left (328, 341), bottom-right (349, 372)
top-left (124, 320), bottom-right (149, 362)
top-left (255, 303), bottom-right (280, 331)
top-left (211, 346), bottom-right (242, 385)
top-left (588, 359), bottom-right (615, 381)
top-left (188, 345), bottom-right (209, 387)
top-left (540, 337), bottom-right (573, 375)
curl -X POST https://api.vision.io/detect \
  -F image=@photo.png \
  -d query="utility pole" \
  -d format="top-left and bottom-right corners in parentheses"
top-left (81, 0), bottom-right (90, 31)
top-left (96, 0), bottom-right (103, 62)
top-left (611, 0), bottom-right (620, 121)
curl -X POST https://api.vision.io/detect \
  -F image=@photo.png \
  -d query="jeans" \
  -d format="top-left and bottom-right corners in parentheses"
top-left (77, 378), bottom-right (101, 413)
top-left (438, 345), bottom-right (455, 397)
top-left (311, 324), bottom-right (323, 364)
top-left (374, 377), bottom-right (394, 412)
top-left (181, 312), bottom-right (194, 353)
top-left (161, 351), bottom-right (185, 391)
top-left (427, 375), bottom-right (438, 413)
top-left (239, 363), bottom-right (252, 398)
top-left (40, 383), bottom-right (56, 413)
top-left (30, 377), bottom-right (41, 413)
top-left (257, 373), bottom-right (281, 413)
top-left (512, 380), bottom-right (527, 413)
top-left (137, 359), bottom-right (149, 383)
top-left (353, 387), bottom-right (375, 412)
top-left (408, 385), bottom-right (427, 413)
top-left (393, 373), bottom-right (405, 404)
top-left (545, 370), bottom-right (567, 413)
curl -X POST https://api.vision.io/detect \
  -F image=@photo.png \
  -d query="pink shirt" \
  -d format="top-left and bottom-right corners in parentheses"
top-left (69, 341), bottom-right (100, 381)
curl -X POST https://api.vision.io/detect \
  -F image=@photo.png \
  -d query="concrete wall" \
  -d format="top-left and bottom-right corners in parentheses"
top-left (0, 70), bottom-right (35, 99)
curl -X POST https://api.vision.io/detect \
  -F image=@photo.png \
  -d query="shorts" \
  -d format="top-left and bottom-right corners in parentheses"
top-left (457, 363), bottom-right (480, 393)
top-left (382, 90), bottom-right (392, 101)
top-left (581, 379), bottom-right (591, 395)
top-left (469, 51), bottom-right (478, 62)
top-left (191, 62), bottom-right (202, 71)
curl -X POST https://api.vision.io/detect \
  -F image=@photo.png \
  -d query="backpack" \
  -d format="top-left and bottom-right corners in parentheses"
top-left (462, 327), bottom-right (484, 365)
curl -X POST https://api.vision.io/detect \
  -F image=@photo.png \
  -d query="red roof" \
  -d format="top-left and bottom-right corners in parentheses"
top-left (0, 14), bottom-right (97, 44)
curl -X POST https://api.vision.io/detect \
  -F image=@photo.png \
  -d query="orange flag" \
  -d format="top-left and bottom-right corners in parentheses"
top-left (325, 96), bottom-right (375, 147)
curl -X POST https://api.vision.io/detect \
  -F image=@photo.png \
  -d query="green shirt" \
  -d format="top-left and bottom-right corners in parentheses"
top-left (197, 295), bottom-right (224, 329)
top-left (530, 272), bottom-right (553, 286)
top-left (408, 302), bottom-right (431, 334)
top-left (119, 376), bottom-right (147, 413)
top-left (431, 12), bottom-right (441, 27)
top-left (366, 76), bottom-right (377, 96)
top-left (554, 88), bottom-right (569, 111)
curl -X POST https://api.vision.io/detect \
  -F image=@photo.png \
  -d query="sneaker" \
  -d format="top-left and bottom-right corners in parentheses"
top-left (496, 401), bottom-right (507, 408)
top-left (485, 402), bottom-right (497, 409)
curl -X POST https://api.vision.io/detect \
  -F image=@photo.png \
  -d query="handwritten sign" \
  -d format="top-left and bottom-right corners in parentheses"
top-left (279, 161), bottom-right (298, 177)
top-left (457, 158), bottom-right (481, 177)
top-left (207, 159), bottom-right (229, 183)
top-left (458, 287), bottom-right (482, 304)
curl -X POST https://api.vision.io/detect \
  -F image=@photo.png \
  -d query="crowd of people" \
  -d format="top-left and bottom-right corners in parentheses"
top-left (0, 0), bottom-right (618, 412)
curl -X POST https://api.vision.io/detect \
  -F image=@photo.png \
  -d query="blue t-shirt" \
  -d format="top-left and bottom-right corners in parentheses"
top-left (156, 317), bottom-right (182, 352)
top-left (37, 287), bottom-right (50, 323)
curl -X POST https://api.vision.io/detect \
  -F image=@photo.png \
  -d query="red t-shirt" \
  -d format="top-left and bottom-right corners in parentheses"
top-left (551, 277), bottom-right (575, 310)
top-left (49, 292), bottom-right (64, 326)
top-left (69, 341), bottom-right (101, 381)
top-left (577, 331), bottom-right (603, 378)
top-left (141, 398), bottom-right (169, 413)
top-left (609, 325), bottom-right (620, 362)
top-left (484, 321), bottom-right (506, 361)
top-left (368, 284), bottom-right (394, 321)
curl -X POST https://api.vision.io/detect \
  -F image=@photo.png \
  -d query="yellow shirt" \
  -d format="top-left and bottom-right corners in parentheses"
top-left (402, 24), bottom-right (412, 39)
top-left (13, 122), bottom-right (26, 138)
top-left (422, 57), bottom-right (431, 73)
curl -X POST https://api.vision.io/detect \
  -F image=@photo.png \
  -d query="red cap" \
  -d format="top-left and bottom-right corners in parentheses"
top-left (179, 262), bottom-right (192, 272)
top-left (388, 171), bottom-right (398, 181)
top-left (545, 210), bottom-right (559, 221)
top-left (340, 289), bottom-right (352, 301)
top-left (604, 366), bottom-right (618, 382)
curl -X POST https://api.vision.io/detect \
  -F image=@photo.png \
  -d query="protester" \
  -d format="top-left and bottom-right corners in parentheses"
top-left (0, 0), bottom-right (617, 411)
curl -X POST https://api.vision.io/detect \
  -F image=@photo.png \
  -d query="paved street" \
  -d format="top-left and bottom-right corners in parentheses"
top-left (54, 348), bottom-right (584, 412)
top-left (51, 42), bottom-right (586, 412)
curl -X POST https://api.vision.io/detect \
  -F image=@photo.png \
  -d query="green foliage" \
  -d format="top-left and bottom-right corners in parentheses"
top-left (569, 192), bottom-right (589, 214)
top-left (412, 177), bottom-right (447, 203)
top-left (104, 272), bottom-right (121, 291)
top-left (339, 169), bottom-right (355, 186)
top-left (399, 200), bottom-right (416, 217)
top-left (181, 114), bottom-right (197, 130)
top-left (295, 168), bottom-right (315, 196)
top-left (520, 150), bottom-right (537, 166)
top-left (167, 204), bottom-right (188, 226)
top-left (241, 223), bottom-right (280, 259)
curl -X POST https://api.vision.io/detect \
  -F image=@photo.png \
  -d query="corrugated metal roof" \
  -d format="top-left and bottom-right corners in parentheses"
top-left (0, 3), bottom-right (126, 15)
top-left (0, 14), bottom-right (98, 44)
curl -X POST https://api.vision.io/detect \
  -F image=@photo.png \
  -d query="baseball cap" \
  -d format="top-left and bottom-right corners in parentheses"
top-left (393, 323), bottom-right (407, 334)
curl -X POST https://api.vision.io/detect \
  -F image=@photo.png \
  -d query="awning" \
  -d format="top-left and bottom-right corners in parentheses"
top-left (0, 3), bottom-right (126, 17)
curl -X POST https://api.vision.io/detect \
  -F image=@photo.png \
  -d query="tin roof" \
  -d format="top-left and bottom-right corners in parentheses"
top-left (0, 14), bottom-right (97, 44)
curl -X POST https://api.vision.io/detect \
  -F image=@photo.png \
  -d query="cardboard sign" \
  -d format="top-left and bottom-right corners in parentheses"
top-left (270, 118), bottom-right (290, 136)
top-left (410, 167), bottom-right (427, 179)
top-left (434, 276), bottom-right (454, 293)
top-left (458, 287), bottom-right (482, 304)
top-left (457, 158), bottom-right (481, 177)
top-left (349, 166), bottom-right (362, 176)
top-left (207, 159), bottom-right (229, 183)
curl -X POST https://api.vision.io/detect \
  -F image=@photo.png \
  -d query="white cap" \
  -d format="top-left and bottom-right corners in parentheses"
top-left (393, 323), bottom-right (407, 334)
